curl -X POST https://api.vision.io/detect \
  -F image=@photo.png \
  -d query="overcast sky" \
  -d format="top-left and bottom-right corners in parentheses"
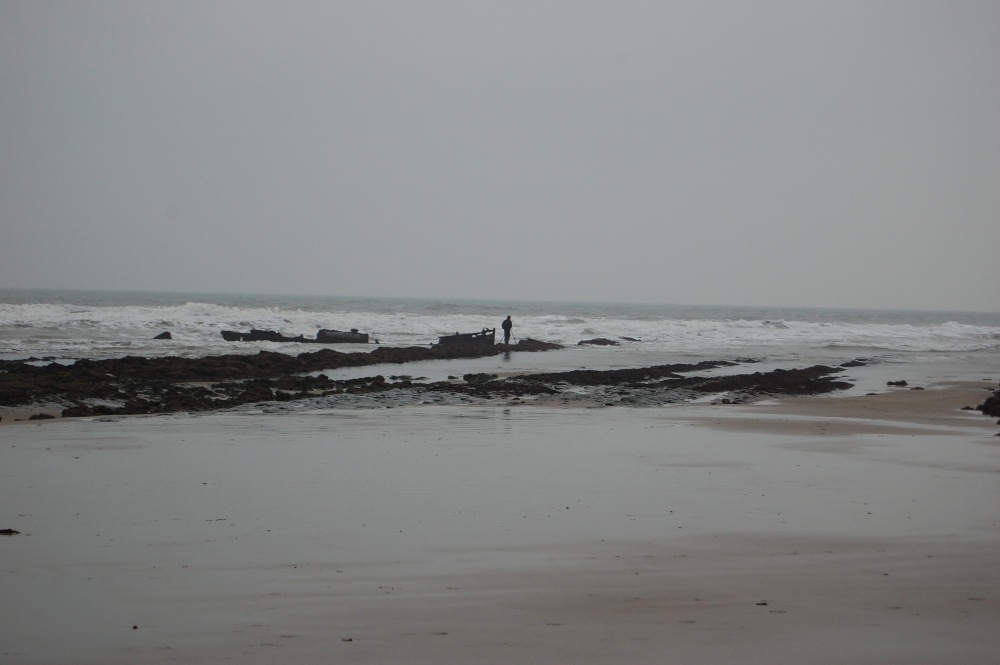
top-left (2, 1), bottom-right (998, 311)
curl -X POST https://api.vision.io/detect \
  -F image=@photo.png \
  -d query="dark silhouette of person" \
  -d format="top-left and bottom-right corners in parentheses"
top-left (501, 315), bottom-right (512, 345)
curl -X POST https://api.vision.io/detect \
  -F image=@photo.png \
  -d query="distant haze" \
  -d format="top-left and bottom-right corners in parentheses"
top-left (2, 1), bottom-right (998, 312)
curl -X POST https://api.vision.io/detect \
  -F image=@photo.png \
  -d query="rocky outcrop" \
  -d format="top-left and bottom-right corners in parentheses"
top-left (0, 342), bottom-right (530, 413)
top-left (508, 338), bottom-right (563, 351)
top-left (0, 344), bottom-right (858, 418)
top-left (977, 383), bottom-right (1000, 417)
top-left (414, 363), bottom-right (853, 406)
top-left (502, 362), bottom-right (851, 397)
top-left (463, 373), bottom-right (498, 384)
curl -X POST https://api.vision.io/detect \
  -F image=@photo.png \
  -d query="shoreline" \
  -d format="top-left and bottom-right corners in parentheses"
top-left (688, 379), bottom-right (1000, 436)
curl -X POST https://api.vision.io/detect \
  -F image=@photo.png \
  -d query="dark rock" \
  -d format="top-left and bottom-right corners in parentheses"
top-left (887, 380), bottom-right (908, 387)
top-left (507, 360), bottom-right (736, 388)
top-left (464, 373), bottom-right (498, 384)
top-left (62, 404), bottom-right (95, 418)
top-left (1, 340), bottom-right (546, 412)
top-left (499, 362), bottom-right (851, 400)
top-left (121, 399), bottom-right (154, 415)
top-left (28, 413), bottom-right (55, 420)
top-left (154, 331), bottom-right (172, 340)
top-left (578, 338), bottom-right (619, 346)
top-left (977, 393), bottom-right (1000, 417)
top-left (510, 338), bottom-right (563, 351)
top-left (5, 345), bottom-right (855, 416)
top-left (974, 382), bottom-right (1000, 417)
top-left (0, 529), bottom-right (21, 535)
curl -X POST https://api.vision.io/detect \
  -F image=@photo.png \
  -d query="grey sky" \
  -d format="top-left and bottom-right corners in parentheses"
top-left (2, 1), bottom-right (998, 311)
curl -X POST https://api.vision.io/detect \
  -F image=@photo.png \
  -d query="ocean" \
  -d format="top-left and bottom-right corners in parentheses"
top-left (2, 288), bottom-right (999, 396)
top-left (4, 290), bottom-right (1000, 662)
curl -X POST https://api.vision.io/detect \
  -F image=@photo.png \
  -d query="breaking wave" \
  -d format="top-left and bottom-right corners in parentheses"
top-left (1, 292), bottom-right (998, 362)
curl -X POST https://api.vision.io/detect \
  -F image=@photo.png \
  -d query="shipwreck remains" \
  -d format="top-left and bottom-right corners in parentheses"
top-left (436, 328), bottom-right (496, 347)
top-left (221, 328), bottom-right (371, 344)
top-left (316, 328), bottom-right (370, 343)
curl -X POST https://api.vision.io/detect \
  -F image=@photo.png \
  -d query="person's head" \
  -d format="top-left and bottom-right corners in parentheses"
top-left (506, 315), bottom-right (511, 320)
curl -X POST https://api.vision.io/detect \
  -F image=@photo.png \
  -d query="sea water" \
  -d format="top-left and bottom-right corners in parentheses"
top-left (1, 289), bottom-right (998, 392)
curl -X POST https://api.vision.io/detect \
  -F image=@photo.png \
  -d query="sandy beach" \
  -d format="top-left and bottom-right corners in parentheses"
top-left (4, 0), bottom-right (1000, 659)
top-left (2, 382), bottom-right (998, 664)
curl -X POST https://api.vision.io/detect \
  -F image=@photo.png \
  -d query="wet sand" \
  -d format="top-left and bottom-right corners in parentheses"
top-left (687, 380), bottom-right (1000, 435)
top-left (1, 385), bottom-right (998, 664)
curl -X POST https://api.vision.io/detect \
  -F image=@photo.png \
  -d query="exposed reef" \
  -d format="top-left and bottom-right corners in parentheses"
top-left (0, 338), bottom-right (860, 418)
top-left (1, 343), bottom-right (514, 413)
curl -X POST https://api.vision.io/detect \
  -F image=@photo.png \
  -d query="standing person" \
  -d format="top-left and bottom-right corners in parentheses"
top-left (501, 315), bottom-right (513, 345)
